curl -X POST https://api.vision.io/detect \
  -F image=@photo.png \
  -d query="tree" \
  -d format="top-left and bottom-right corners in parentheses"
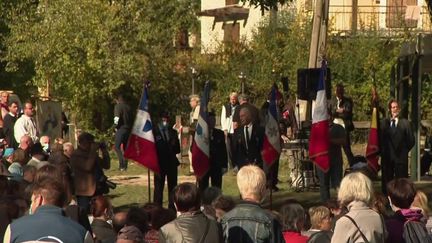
top-left (3, 0), bottom-right (200, 132)
top-left (239, 0), bottom-right (290, 15)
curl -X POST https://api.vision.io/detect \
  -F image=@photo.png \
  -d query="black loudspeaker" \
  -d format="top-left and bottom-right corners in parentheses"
top-left (281, 76), bottom-right (289, 92)
top-left (297, 68), bottom-right (331, 100)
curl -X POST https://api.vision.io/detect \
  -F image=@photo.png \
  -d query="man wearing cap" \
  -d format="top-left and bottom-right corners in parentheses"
top-left (153, 113), bottom-right (180, 210)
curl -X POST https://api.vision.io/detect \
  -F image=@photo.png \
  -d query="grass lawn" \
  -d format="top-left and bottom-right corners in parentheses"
top-left (105, 146), bottom-right (432, 212)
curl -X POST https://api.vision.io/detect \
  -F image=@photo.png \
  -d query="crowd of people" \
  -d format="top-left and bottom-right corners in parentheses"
top-left (0, 84), bottom-right (430, 243)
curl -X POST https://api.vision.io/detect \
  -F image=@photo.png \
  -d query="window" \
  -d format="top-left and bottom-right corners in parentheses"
top-left (386, 0), bottom-right (418, 28)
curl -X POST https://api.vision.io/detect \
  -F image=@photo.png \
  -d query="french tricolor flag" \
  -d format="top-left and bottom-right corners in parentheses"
top-left (124, 84), bottom-right (160, 173)
top-left (191, 81), bottom-right (211, 178)
top-left (261, 84), bottom-right (281, 166)
top-left (309, 62), bottom-right (330, 172)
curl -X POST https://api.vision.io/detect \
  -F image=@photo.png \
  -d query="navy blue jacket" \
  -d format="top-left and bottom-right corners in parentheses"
top-left (9, 205), bottom-right (87, 243)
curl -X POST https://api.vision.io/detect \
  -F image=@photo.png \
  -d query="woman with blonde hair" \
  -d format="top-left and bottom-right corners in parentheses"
top-left (412, 190), bottom-right (430, 218)
top-left (331, 172), bottom-right (386, 243)
top-left (412, 190), bottom-right (432, 230)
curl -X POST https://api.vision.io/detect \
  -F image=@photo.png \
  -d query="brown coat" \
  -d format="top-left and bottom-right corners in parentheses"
top-left (70, 147), bottom-right (110, 197)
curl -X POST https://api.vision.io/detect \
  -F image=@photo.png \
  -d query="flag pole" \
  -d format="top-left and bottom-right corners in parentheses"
top-left (147, 169), bottom-right (151, 202)
top-left (269, 164), bottom-right (273, 210)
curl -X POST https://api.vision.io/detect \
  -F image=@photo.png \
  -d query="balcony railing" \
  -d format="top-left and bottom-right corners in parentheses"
top-left (327, 5), bottom-right (432, 34)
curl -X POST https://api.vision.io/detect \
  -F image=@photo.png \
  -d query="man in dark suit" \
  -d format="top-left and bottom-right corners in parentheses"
top-left (329, 84), bottom-right (355, 166)
top-left (3, 101), bottom-right (19, 149)
top-left (153, 112), bottom-right (180, 210)
top-left (380, 100), bottom-right (415, 194)
top-left (232, 106), bottom-right (264, 169)
top-left (198, 112), bottom-right (227, 191)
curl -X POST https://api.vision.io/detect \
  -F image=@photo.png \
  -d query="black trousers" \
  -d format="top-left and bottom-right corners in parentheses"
top-left (263, 158), bottom-right (280, 188)
top-left (226, 133), bottom-right (235, 168)
top-left (115, 127), bottom-right (130, 170)
top-left (153, 168), bottom-right (177, 210)
top-left (381, 161), bottom-right (408, 194)
top-left (198, 167), bottom-right (222, 192)
top-left (343, 131), bottom-right (355, 166)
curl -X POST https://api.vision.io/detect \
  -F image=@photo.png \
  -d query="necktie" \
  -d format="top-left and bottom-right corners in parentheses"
top-left (245, 126), bottom-right (250, 150)
top-left (161, 128), bottom-right (167, 141)
top-left (391, 119), bottom-right (396, 128)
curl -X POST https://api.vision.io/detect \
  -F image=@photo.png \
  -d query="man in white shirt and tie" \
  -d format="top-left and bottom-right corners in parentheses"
top-left (14, 102), bottom-right (39, 144)
top-left (380, 99), bottom-right (415, 194)
top-left (232, 107), bottom-right (264, 169)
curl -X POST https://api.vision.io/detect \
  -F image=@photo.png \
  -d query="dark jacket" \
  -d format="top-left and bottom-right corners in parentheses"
top-left (3, 113), bottom-right (18, 149)
top-left (153, 125), bottom-right (180, 173)
top-left (114, 102), bottom-right (132, 130)
top-left (385, 208), bottom-right (424, 243)
top-left (91, 219), bottom-right (116, 243)
top-left (210, 128), bottom-right (228, 169)
top-left (159, 211), bottom-right (221, 243)
top-left (9, 205), bottom-right (87, 243)
top-left (232, 124), bottom-right (264, 168)
top-left (380, 117), bottom-right (415, 166)
top-left (329, 96), bottom-right (354, 131)
top-left (221, 201), bottom-right (285, 243)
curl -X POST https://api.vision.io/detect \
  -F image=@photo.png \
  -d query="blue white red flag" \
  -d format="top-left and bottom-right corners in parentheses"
top-left (261, 84), bottom-right (281, 166)
top-left (191, 81), bottom-right (211, 178)
top-left (309, 62), bottom-right (330, 172)
top-left (124, 84), bottom-right (160, 173)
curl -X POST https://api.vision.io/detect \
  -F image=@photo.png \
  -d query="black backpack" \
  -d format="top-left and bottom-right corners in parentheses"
top-left (403, 220), bottom-right (432, 243)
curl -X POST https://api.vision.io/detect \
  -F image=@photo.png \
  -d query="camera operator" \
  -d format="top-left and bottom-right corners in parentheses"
top-left (70, 132), bottom-right (110, 214)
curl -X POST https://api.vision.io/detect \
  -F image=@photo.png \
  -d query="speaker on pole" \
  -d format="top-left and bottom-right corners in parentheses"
top-left (297, 68), bottom-right (331, 100)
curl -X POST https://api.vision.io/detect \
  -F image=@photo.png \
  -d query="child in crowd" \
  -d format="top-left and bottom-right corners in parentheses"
top-left (212, 195), bottom-right (235, 222)
top-left (303, 206), bottom-right (333, 242)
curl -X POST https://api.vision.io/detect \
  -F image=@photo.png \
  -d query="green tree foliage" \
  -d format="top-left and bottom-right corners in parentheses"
top-left (2, 0), bottom-right (427, 137)
top-left (3, 0), bottom-right (200, 131)
top-left (192, 10), bottom-right (312, 112)
top-left (239, 0), bottom-right (290, 14)
top-left (327, 34), bottom-right (403, 121)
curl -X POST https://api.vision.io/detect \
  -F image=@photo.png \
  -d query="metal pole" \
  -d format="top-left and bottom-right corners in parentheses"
top-left (239, 72), bottom-right (245, 94)
top-left (191, 67), bottom-right (196, 95)
top-left (147, 169), bottom-right (151, 202)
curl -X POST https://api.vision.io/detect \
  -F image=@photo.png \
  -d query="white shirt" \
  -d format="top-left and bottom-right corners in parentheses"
top-left (14, 114), bottom-right (39, 143)
top-left (390, 117), bottom-right (399, 127)
top-left (220, 105), bottom-right (236, 134)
